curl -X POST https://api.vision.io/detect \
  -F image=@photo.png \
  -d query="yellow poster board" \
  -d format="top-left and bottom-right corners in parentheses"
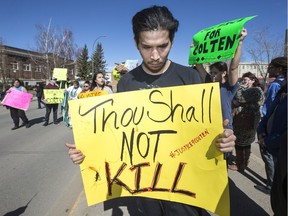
top-left (69, 83), bottom-right (229, 216)
top-left (43, 89), bottom-right (64, 104)
top-left (53, 68), bottom-right (67, 81)
top-left (78, 90), bottom-right (108, 99)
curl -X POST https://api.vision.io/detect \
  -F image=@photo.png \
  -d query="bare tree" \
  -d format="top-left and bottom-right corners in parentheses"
top-left (30, 19), bottom-right (78, 79)
top-left (247, 27), bottom-right (285, 84)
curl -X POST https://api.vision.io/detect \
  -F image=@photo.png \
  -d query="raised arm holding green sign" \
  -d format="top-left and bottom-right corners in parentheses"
top-left (188, 16), bottom-right (256, 65)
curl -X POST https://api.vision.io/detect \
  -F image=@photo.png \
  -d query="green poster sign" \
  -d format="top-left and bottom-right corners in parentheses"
top-left (44, 89), bottom-right (64, 104)
top-left (188, 16), bottom-right (256, 65)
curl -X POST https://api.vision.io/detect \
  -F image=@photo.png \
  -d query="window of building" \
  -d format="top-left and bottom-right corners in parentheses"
top-left (35, 65), bottom-right (42, 72)
top-left (23, 64), bottom-right (31, 71)
top-left (11, 62), bottom-right (18, 70)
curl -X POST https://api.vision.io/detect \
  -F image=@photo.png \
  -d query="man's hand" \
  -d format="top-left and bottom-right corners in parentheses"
top-left (115, 64), bottom-right (129, 74)
top-left (216, 119), bottom-right (236, 152)
top-left (239, 28), bottom-right (247, 41)
top-left (216, 129), bottom-right (236, 152)
top-left (65, 143), bottom-right (85, 164)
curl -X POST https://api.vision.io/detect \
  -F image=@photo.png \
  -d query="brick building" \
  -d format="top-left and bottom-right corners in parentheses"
top-left (0, 45), bottom-right (76, 87)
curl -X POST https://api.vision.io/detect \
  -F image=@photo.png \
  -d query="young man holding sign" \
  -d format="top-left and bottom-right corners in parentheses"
top-left (66, 5), bottom-right (236, 216)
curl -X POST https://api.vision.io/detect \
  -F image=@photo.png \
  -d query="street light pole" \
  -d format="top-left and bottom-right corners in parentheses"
top-left (91, 35), bottom-right (106, 78)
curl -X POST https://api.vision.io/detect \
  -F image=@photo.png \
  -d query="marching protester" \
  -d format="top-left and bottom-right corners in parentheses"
top-left (91, 71), bottom-right (113, 94)
top-left (255, 57), bottom-right (287, 212)
top-left (195, 28), bottom-right (247, 167)
top-left (255, 56), bottom-right (287, 194)
top-left (6, 79), bottom-right (31, 130)
top-left (35, 82), bottom-right (45, 109)
top-left (230, 72), bottom-right (264, 172)
top-left (66, 80), bottom-right (82, 100)
top-left (42, 77), bottom-right (60, 126)
top-left (64, 80), bottom-right (82, 127)
top-left (66, 5), bottom-right (236, 216)
top-left (79, 80), bottom-right (91, 94)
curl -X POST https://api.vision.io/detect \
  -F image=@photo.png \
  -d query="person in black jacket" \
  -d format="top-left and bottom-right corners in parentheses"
top-left (35, 83), bottom-right (45, 109)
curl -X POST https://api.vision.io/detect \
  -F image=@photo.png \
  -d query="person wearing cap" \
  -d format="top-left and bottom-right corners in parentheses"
top-left (42, 77), bottom-right (60, 126)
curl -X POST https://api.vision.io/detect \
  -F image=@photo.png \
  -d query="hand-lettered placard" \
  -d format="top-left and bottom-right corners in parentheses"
top-left (43, 89), bottom-right (64, 104)
top-left (1, 89), bottom-right (33, 110)
top-left (69, 83), bottom-right (229, 216)
top-left (188, 15), bottom-right (256, 65)
top-left (78, 90), bottom-right (109, 99)
top-left (53, 68), bottom-right (67, 81)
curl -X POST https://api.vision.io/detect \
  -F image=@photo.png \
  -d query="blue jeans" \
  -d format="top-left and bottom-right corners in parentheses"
top-left (45, 104), bottom-right (58, 123)
top-left (37, 97), bottom-right (45, 108)
top-left (259, 146), bottom-right (277, 188)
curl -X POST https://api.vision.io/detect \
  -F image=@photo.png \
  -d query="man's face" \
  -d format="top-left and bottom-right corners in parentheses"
top-left (267, 63), bottom-right (281, 78)
top-left (136, 29), bottom-right (172, 74)
top-left (210, 67), bottom-right (223, 83)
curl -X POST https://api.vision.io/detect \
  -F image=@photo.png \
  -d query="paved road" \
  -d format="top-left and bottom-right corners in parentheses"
top-left (0, 99), bottom-right (273, 216)
top-left (0, 100), bottom-right (82, 216)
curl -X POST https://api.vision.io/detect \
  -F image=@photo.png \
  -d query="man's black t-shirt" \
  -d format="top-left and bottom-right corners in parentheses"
top-left (117, 61), bottom-right (202, 92)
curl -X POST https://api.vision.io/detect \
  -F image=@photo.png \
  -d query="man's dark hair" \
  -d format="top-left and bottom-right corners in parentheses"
top-left (209, 62), bottom-right (228, 73)
top-left (209, 61), bottom-right (228, 79)
top-left (132, 5), bottom-right (179, 44)
top-left (270, 56), bottom-right (287, 76)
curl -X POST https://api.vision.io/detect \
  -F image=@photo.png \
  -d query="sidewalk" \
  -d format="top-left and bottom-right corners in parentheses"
top-left (67, 142), bottom-right (273, 216)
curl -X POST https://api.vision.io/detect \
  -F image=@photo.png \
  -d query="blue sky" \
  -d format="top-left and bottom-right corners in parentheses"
top-left (1, 0), bottom-right (286, 71)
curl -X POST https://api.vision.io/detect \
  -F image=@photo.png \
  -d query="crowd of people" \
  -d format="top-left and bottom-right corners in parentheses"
top-left (1, 5), bottom-right (286, 216)
top-left (2, 70), bottom-right (114, 129)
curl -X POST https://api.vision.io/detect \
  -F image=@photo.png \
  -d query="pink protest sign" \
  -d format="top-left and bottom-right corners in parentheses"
top-left (1, 89), bottom-right (33, 111)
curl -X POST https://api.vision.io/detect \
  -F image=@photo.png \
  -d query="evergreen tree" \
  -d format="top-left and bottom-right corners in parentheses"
top-left (92, 42), bottom-right (107, 75)
top-left (76, 44), bottom-right (89, 80)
